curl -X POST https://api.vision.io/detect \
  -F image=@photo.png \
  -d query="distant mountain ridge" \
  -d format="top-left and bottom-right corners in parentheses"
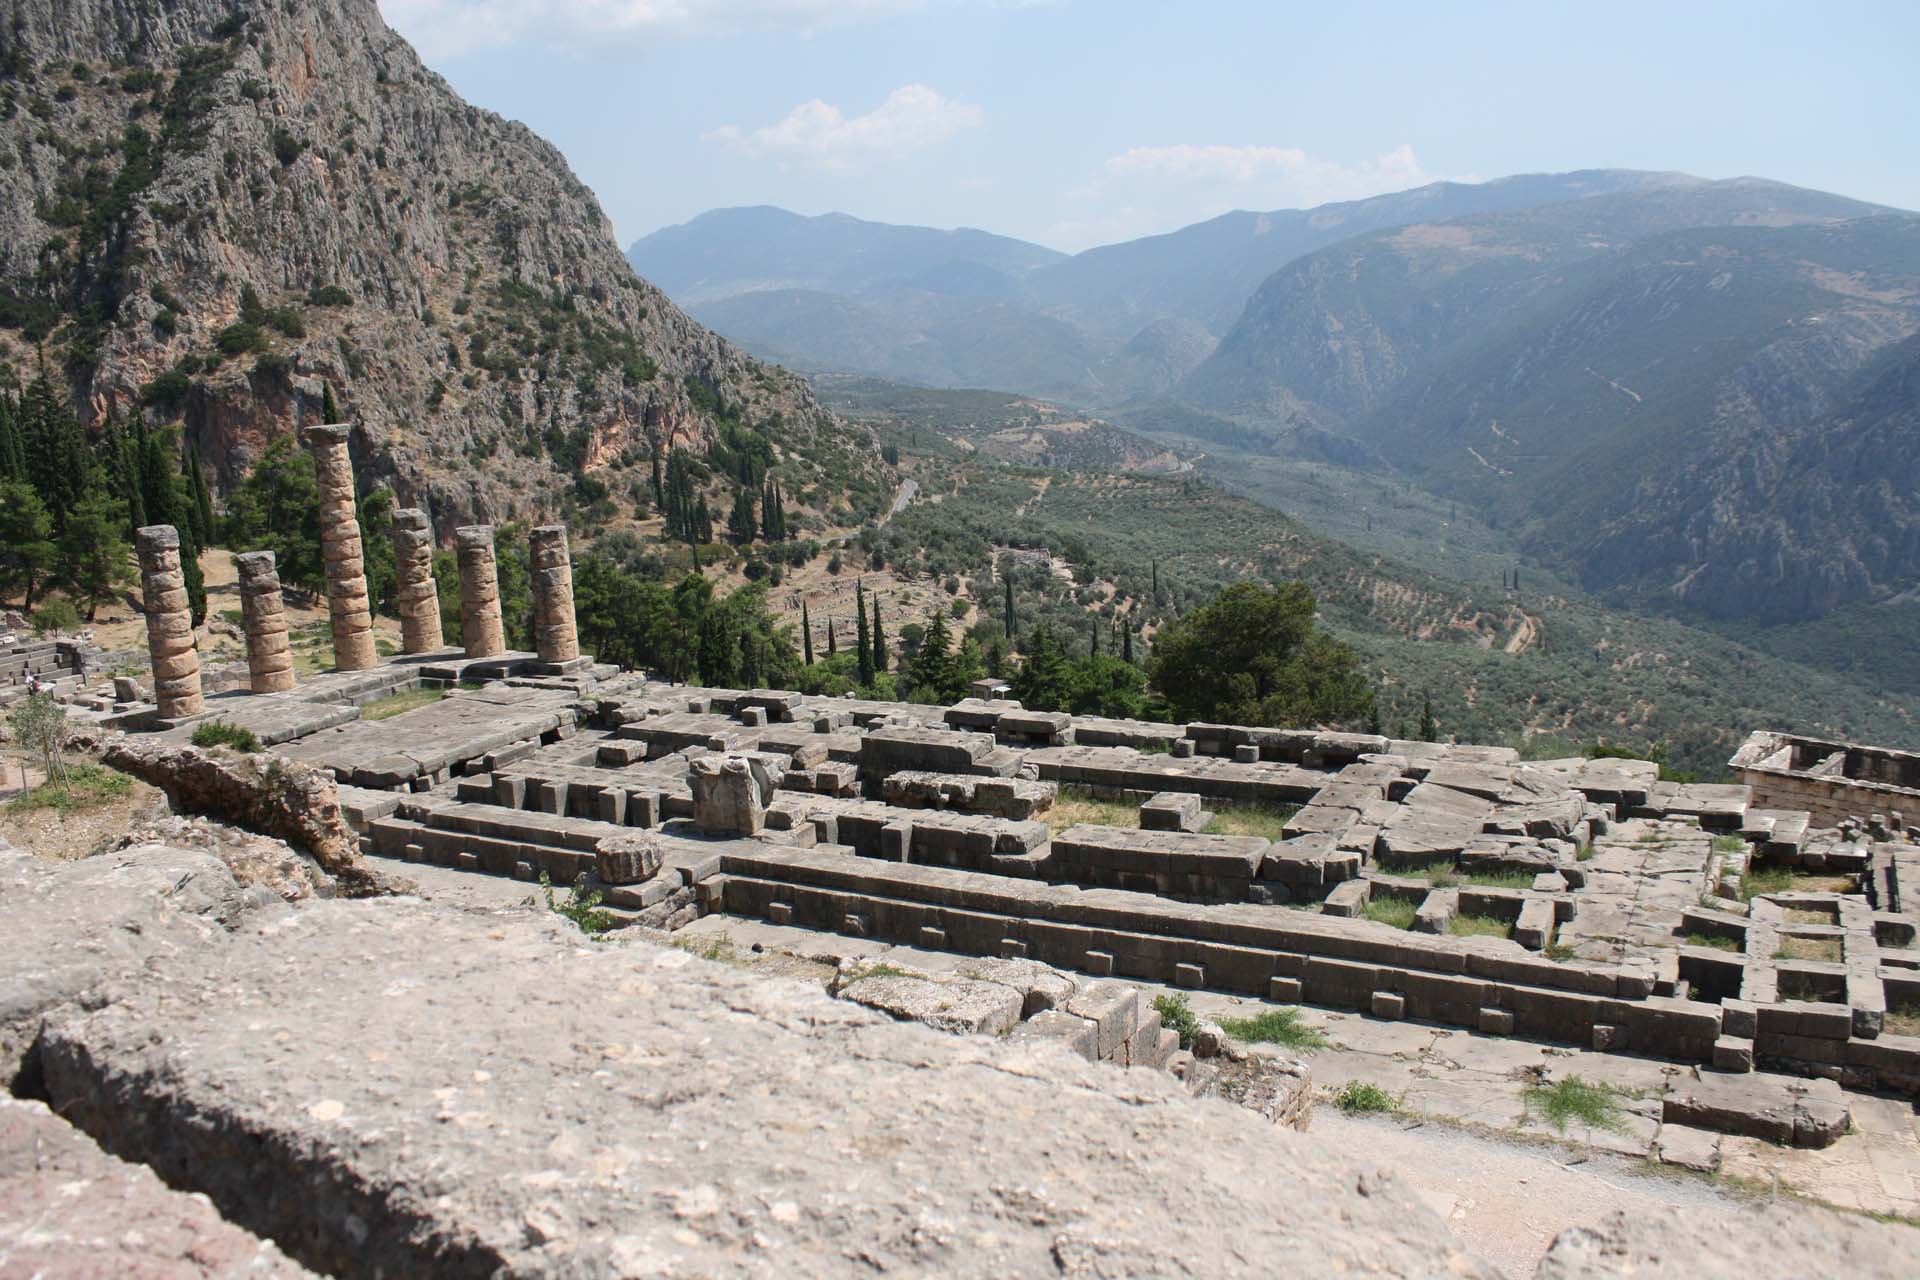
top-left (627, 171), bottom-right (1699, 402)
top-left (1178, 192), bottom-right (1920, 621)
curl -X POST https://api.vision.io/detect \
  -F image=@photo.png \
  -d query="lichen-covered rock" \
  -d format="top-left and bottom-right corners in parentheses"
top-left (100, 737), bottom-right (395, 896)
top-left (0, 841), bottom-right (266, 1085)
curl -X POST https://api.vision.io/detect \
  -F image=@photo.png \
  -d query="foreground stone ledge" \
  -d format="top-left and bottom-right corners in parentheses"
top-left (37, 894), bottom-right (1497, 1279)
top-left (1536, 1202), bottom-right (1915, 1279)
top-left (0, 1095), bottom-right (315, 1278)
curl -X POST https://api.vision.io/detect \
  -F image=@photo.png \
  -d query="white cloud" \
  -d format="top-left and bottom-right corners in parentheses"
top-left (706, 85), bottom-right (982, 165)
top-left (1105, 142), bottom-right (1439, 205)
top-left (381, 0), bottom-right (1005, 60)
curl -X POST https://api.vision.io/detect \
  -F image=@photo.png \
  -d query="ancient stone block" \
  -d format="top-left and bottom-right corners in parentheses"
top-left (690, 754), bottom-right (776, 836)
top-left (596, 832), bottom-right (663, 885)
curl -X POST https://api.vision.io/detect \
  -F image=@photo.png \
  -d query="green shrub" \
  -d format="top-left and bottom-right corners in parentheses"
top-left (190, 720), bottom-right (261, 752)
top-left (1153, 992), bottom-right (1200, 1050)
top-left (539, 870), bottom-right (613, 937)
top-left (308, 284), bottom-right (353, 306)
top-left (6, 763), bottom-right (130, 815)
top-left (1333, 1081), bottom-right (1398, 1114)
top-left (215, 321), bottom-right (264, 355)
top-left (30, 597), bottom-right (81, 634)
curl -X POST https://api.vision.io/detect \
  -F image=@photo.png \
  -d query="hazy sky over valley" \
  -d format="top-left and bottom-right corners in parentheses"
top-left (381, 0), bottom-right (1920, 251)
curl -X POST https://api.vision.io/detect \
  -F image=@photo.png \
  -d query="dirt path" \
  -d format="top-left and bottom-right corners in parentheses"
top-left (1317, 1110), bottom-right (1752, 1278)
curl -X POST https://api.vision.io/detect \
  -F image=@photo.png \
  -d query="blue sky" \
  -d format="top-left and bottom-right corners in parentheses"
top-left (382, 1), bottom-right (1920, 252)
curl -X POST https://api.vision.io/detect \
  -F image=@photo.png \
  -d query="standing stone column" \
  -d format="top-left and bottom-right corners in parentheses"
top-left (528, 524), bottom-right (580, 666)
top-left (390, 508), bottom-right (444, 654)
top-left (235, 551), bottom-right (296, 694)
top-left (135, 525), bottom-right (203, 718)
top-left (304, 424), bottom-right (378, 672)
top-left (456, 525), bottom-right (506, 659)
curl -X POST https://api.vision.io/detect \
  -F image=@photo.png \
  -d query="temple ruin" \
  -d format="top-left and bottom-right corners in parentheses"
top-left (10, 429), bottom-right (1917, 1275)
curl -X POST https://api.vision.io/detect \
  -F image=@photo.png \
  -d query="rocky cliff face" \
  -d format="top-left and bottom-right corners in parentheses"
top-left (0, 0), bottom-right (874, 529)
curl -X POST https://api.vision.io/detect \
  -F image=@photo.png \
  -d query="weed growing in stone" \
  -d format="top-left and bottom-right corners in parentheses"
top-left (1360, 897), bottom-right (1417, 929)
top-left (1713, 834), bottom-right (1747, 855)
top-left (1153, 992), bottom-right (1201, 1050)
top-left (360, 687), bottom-right (447, 721)
top-left (1202, 803), bottom-right (1298, 841)
top-left (190, 720), bottom-right (262, 752)
top-left (1219, 1008), bottom-right (1326, 1050)
top-left (1524, 1075), bottom-right (1624, 1132)
top-left (1682, 932), bottom-right (1741, 952)
top-left (538, 870), bottom-right (613, 937)
top-left (1887, 1005), bottom-right (1920, 1037)
top-left (1332, 1081), bottom-right (1398, 1114)
top-left (1447, 912), bottom-right (1513, 941)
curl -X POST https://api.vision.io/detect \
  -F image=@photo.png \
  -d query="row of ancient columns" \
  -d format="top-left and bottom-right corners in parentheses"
top-left (134, 424), bottom-right (581, 719)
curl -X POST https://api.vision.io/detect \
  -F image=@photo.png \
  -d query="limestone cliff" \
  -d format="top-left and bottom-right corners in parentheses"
top-left (0, 0), bottom-right (879, 529)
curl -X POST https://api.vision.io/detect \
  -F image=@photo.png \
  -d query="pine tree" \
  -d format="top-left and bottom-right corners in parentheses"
top-left (692, 496), bottom-right (713, 544)
top-left (0, 480), bottom-right (56, 609)
top-left (855, 588), bottom-right (873, 686)
top-left (185, 449), bottom-right (215, 548)
top-left (801, 600), bottom-right (814, 665)
top-left (907, 608), bottom-right (954, 704)
top-left (727, 486), bottom-right (757, 545)
top-left (57, 489), bottom-right (130, 620)
top-left (871, 600), bottom-right (887, 675)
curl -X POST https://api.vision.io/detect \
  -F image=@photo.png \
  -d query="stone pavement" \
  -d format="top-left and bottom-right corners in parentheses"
top-left (673, 913), bottom-right (1920, 1223)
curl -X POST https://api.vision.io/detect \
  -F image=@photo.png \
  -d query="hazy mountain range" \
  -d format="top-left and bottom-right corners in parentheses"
top-left (631, 176), bottom-right (1920, 624)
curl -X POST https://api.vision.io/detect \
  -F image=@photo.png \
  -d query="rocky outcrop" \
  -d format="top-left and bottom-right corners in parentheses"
top-left (0, 0), bottom-right (878, 530)
top-left (0, 840), bottom-right (265, 1087)
top-left (1536, 1203), bottom-right (1917, 1279)
top-left (100, 737), bottom-right (394, 895)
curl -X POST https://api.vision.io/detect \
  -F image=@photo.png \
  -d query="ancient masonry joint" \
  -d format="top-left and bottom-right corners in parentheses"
top-left (133, 524), bottom-right (203, 719)
top-left (456, 525), bottom-right (507, 660)
top-left (390, 508), bottom-right (444, 655)
top-left (304, 425), bottom-right (378, 672)
top-left (234, 551), bottom-right (296, 694)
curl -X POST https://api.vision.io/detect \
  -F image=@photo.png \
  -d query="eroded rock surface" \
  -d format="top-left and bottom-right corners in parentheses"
top-left (0, 1095), bottom-right (314, 1278)
top-left (36, 893), bottom-right (1496, 1279)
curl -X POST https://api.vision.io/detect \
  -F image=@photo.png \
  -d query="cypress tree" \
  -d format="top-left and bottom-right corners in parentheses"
top-left (1003, 576), bottom-right (1014, 640)
top-left (727, 486), bottom-right (757, 544)
top-left (0, 393), bottom-right (23, 482)
top-left (826, 617), bottom-right (837, 657)
top-left (1419, 695), bottom-right (1438, 743)
top-left (802, 600), bottom-right (814, 665)
top-left (321, 381), bottom-right (341, 423)
top-left (1122, 624), bottom-right (1133, 665)
top-left (871, 600), bottom-right (886, 675)
top-left (855, 588), bottom-right (873, 686)
top-left (650, 448), bottom-right (665, 513)
top-left (185, 449), bottom-right (215, 547)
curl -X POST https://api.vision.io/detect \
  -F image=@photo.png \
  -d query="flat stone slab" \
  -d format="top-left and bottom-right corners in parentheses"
top-left (279, 685), bottom-right (576, 785)
top-left (0, 1095), bottom-right (314, 1277)
top-left (33, 894), bottom-right (1499, 1279)
top-left (1664, 1070), bottom-right (1851, 1148)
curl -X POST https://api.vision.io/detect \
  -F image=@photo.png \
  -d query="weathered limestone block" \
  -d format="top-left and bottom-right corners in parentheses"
top-left (528, 524), bottom-right (579, 664)
top-left (690, 753), bottom-right (777, 835)
top-left (0, 1094), bottom-right (317, 1278)
top-left (596, 831), bottom-right (664, 885)
top-left (134, 525), bottom-right (202, 718)
top-left (389, 508), bottom-right (443, 655)
top-left (100, 738), bottom-right (395, 897)
top-left (303, 425), bottom-right (377, 672)
top-left (455, 525), bottom-right (506, 659)
top-left (235, 550), bottom-right (296, 694)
